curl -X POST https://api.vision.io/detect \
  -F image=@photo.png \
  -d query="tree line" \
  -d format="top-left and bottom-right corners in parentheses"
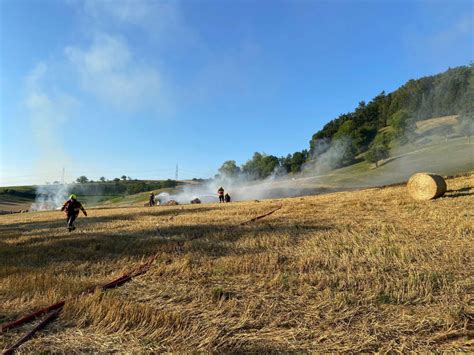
top-left (71, 178), bottom-right (178, 196)
top-left (218, 64), bottom-right (473, 179)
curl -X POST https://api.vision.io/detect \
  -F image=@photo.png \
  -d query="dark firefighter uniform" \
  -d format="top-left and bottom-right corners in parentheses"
top-left (61, 194), bottom-right (87, 231)
top-left (217, 187), bottom-right (225, 203)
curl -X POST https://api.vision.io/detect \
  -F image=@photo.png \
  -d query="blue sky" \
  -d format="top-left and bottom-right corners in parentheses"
top-left (0, 0), bottom-right (472, 186)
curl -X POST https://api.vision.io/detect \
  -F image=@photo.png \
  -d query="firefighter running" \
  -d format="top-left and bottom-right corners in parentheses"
top-left (61, 194), bottom-right (87, 232)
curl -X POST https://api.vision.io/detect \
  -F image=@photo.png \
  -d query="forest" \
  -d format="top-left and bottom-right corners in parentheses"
top-left (218, 64), bottom-right (473, 179)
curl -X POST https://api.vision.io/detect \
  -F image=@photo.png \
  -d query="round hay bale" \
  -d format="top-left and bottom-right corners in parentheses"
top-left (166, 200), bottom-right (179, 206)
top-left (190, 198), bottom-right (201, 204)
top-left (407, 173), bottom-right (446, 200)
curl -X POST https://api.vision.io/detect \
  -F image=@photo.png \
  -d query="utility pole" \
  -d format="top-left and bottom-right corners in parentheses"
top-left (175, 165), bottom-right (179, 181)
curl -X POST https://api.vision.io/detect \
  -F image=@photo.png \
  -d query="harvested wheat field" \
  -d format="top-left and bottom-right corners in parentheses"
top-left (1, 174), bottom-right (473, 352)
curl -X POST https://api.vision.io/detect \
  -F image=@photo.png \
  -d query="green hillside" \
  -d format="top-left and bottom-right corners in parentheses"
top-left (301, 137), bottom-right (473, 188)
top-left (218, 64), bottom-right (473, 179)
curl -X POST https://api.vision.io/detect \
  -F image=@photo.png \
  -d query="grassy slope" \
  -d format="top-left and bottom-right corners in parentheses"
top-left (1, 174), bottom-right (473, 352)
top-left (299, 136), bottom-right (473, 188)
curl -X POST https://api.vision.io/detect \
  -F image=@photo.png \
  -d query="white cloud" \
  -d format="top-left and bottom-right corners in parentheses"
top-left (79, 0), bottom-right (191, 44)
top-left (429, 15), bottom-right (473, 48)
top-left (84, 0), bottom-right (177, 26)
top-left (25, 62), bottom-right (47, 91)
top-left (65, 33), bottom-right (162, 112)
top-left (403, 14), bottom-right (473, 63)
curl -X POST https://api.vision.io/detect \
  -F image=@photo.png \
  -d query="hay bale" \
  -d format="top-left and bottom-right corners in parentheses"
top-left (190, 198), bottom-right (201, 204)
top-left (166, 200), bottom-right (179, 206)
top-left (407, 173), bottom-right (447, 200)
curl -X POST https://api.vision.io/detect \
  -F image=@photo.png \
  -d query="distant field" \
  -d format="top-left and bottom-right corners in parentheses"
top-left (0, 180), bottom-right (180, 212)
top-left (1, 137), bottom-right (472, 211)
top-left (0, 174), bottom-right (472, 352)
top-left (0, 186), bottom-right (36, 212)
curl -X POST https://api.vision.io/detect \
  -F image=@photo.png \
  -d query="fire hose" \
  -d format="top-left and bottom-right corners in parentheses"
top-left (1, 254), bottom-right (159, 355)
top-left (1, 205), bottom-right (282, 354)
top-left (239, 205), bottom-right (282, 225)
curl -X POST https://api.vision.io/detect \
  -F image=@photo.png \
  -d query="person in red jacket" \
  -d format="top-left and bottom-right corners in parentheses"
top-left (217, 186), bottom-right (225, 203)
top-left (61, 194), bottom-right (87, 231)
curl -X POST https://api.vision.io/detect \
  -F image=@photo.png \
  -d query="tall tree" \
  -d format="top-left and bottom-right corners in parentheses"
top-left (76, 176), bottom-right (89, 183)
top-left (218, 160), bottom-right (241, 177)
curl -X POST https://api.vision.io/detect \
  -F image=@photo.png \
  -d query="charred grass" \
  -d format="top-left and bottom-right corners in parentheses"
top-left (0, 174), bottom-right (473, 352)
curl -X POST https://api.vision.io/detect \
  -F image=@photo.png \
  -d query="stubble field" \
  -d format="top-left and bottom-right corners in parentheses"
top-left (1, 174), bottom-right (473, 352)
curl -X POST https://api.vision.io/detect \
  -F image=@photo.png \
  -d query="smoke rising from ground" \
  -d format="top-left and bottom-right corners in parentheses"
top-left (156, 121), bottom-right (472, 206)
top-left (31, 183), bottom-right (105, 211)
top-left (31, 184), bottom-right (71, 211)
top-left (156, 172), bottom-right (337, 206)
top-left (303, 137), bottom-right (353, 175)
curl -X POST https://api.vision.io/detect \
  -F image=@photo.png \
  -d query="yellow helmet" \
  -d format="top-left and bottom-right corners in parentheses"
top-left (69, 194), bottom-right (77, 200)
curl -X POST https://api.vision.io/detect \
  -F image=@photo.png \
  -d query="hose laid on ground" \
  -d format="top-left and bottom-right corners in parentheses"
top-left (1, 301), bottom-right (65, 334)
top-left (1, 253), bottom-right (157, 334)
top-left (1, 205), bottom-right (283, 353)
top-left (239, 205), bottom-right (282, 225)
top-left (2, 308), bottom-right (61, 355)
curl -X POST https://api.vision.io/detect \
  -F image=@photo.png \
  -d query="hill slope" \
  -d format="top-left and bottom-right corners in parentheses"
top-left (221, 64), bottom-right (473, 179)
top-left (1, 174), bottom-right (472, 352)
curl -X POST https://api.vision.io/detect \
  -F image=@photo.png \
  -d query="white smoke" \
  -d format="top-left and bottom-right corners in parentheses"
top-left (30, 183), bottom-right (105, 211)
top-left (303, 136), bottom-right (354, 175)
top-left (156, 188), bottom-right (219, 205)
top-left (31, 184), bottom-right (71, 211)
top-left (155, 170), bottom-right (331, 206)
top-left (151, 138), bottom-right (359, 205)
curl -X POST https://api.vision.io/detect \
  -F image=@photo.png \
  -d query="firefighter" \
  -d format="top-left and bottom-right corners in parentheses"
top-left (217, 186), bottom-right (225, 203)
top-left (149, 192), bottom-right (155, 206)
top-left (61, 194), bottom-right (87, 232)
top-left (224, 193), bottom-right (231, 203)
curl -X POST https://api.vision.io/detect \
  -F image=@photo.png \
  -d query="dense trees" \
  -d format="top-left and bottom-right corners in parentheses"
top-left (279, 150), bottom-right (309, 174)
top-left (241, 153), bottom-right (280, 180)
top-left (219, 64), bottom-right (472, 178)
top-left (70, 179), bottom-right (178, 196)
top-left (218, 160), bottom-right (241, 178)
top-left (309, 65), bottom-right (472, 153)
top-left (217, 150), bottom-right (310, 180)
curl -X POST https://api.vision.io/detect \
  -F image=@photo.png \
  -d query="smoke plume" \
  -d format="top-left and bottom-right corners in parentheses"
top-left (31, 184), bottom-right (71, 211)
